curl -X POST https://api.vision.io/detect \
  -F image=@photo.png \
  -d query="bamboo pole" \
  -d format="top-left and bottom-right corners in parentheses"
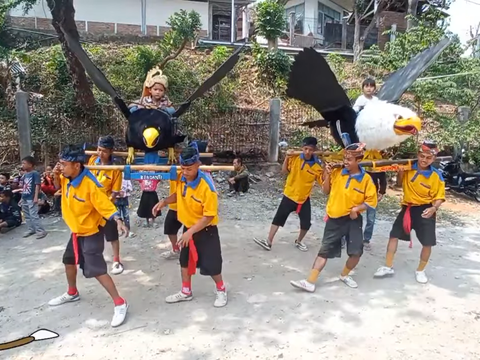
top-left (285, 150), bottom-right (337, 156)
top-left (330, 156), bottom-right (452, 169)
top-left (85, 150), bottom-right (213, 158)
top-left (86, 165), bottom-right (234, 171)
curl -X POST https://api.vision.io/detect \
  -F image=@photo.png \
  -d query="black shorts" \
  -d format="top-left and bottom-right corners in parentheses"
top-left (62, 230), bottom-right (107, 278)
top-left (318, 215), bottom-right (363, 259)
top-left (164, 209), bottom-right (182, 235)
top-left (272, 196), bottom-right (311, 231)
top-left (104, 219), bottom-right (119, 242)
top-left (179, 225), bottom-right (222, 276)
top-left (390, 205), bottom-right (437, 246)
top-left (4, 219), bottom-right (21, 228)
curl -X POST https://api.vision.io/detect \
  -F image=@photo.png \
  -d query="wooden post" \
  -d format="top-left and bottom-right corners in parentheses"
top-left (456, 106), bottom-right (471, 159)
top-left (390, 24), bottom-right (397, 43)
top-left (268, 98), bottom-right (281, 163)
top-left (341, 18), bottom-right (347, 49)
top-left (15, 91), bottom-right (32, 161)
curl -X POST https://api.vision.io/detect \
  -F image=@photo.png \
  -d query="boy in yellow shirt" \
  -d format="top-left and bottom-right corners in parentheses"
top-left (48, 145), bottom-right (129, 327)
top-left (87, 136), bottom-right (124, 275)
top-left (254, 137), bottom-right (323, 252)
top-left (153, 143), bottom-right (227, 307)
top-left (290, 143), bottom-right (377, 291)
top-left (374, 140), bottom-right (445, 284)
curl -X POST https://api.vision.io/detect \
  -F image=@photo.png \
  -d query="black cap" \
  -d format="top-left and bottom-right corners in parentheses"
top-left (302, 137), bottom-right (318, 148)
top-left (98, 135), bottom-right (115, 149)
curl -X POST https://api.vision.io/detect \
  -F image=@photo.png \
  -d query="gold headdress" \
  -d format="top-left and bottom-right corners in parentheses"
top-left (141, 67), bottom-right (168, 98)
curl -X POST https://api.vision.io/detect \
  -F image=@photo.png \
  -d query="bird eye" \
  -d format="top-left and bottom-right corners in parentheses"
top-left (396, 115), bottom-right (403, 120)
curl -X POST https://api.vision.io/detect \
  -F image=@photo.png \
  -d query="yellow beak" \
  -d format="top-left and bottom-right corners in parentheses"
top-left (143, 127), bottom-right (160, 148)
top-left (394, 116), bottom-right (422, 136)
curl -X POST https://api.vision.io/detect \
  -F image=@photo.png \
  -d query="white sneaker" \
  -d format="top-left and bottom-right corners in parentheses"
top-left (340, 275), bottom-right (358, 288)
top-left (214, 290), bottom-right (228, 307)
top-left (160, 250), bottom-right (180, 260)
top-left (111, 302), bottom-right (128, 327)
top-left (111, 262), bottom-right (124, 275)
top-left (295, 241), bottom-right (308, 252)
top-left (166, 291), bottom-right (193, 303)
top-left (373, 266), bottom-right (395, 278)
top-left (290, 279), bottom-right (315, 293)
top-left (415, 270), bottom-right (428, 284)
top-left (48, 292), bottom-right (80, 306)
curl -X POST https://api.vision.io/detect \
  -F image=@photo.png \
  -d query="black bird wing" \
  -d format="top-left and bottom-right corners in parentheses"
top-left (286, 47), bottom-right (357, 147)
top-left (173, 44), bottom-right (246, 118)
top-left (59, 25), bottom-right (130, 118)
top-left (377, 38), bottom-right (451, 102)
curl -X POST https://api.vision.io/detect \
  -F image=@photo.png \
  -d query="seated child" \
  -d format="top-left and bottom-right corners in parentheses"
top-left (353, 78), bottom-right (378, 113)
top-left (129, 67), bottom-right (175, 115)
top-left (41, 166), bottom-right (56, 196)
top-left (38, 191), bottom-right (51, 215)
top-left (0, 173), bottom-right (11, 192)
top-left (0, 189), bottom-right (22, 231)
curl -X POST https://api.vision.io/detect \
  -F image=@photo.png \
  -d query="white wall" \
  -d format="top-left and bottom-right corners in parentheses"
top-left (10, 0), bottom-right (209, 30)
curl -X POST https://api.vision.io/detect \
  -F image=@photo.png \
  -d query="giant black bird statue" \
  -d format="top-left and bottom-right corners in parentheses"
top-left (59, 26), bottom-right (245, 164)
top-left (286, 38), bottom-right (451, 153)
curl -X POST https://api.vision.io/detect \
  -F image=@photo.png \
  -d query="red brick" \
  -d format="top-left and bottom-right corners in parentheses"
top-left (88, 21), bottom-right (115, 34)
top-left (147, 25), bottom-right (157, 36)
top-left (37, 17), bottom-right (54, 30)
top-left (117, 23), bottom-right (142, 35)
top-left (378, 11), bottom-right (407, 49)
top-left (8, 16), bottom-right (35, 28)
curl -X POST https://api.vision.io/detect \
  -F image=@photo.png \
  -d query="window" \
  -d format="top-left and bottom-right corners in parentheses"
top-left (317, 3), bottom-right (341, 35)
top-left (285, 3), bottom-right (305, 34)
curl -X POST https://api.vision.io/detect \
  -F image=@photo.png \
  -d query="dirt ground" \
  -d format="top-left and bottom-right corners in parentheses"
top-left (1, 175), bottom-right (480, 360)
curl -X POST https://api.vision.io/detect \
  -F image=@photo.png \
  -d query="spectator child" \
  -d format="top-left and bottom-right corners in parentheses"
top-left (137, 178), bottom-right (160, 227)
top-left (115, 179), bottom-right (133, 231)
top-left (0, 189), bottom-right (22, 231)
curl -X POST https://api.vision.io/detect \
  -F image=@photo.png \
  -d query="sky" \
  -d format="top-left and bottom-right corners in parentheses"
top-left (447, 0), bottom-right (480, 49)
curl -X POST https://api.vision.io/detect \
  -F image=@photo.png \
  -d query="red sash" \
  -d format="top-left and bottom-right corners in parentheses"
top-left (187, 237), bottom-right (199, 275)
top-left (72, 233), bottom-right (80, 264)
top-left (402, 205), bottom-right (413, 248)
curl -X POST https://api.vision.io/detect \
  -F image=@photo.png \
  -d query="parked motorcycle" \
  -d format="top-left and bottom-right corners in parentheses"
top-left (439, 155), bottom-right (480, 202)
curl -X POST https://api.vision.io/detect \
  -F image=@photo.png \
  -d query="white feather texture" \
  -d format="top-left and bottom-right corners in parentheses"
top-left (355, 101), bottom-right (418, 150)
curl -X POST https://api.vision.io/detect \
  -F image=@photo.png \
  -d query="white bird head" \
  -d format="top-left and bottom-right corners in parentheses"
top-left (355, 101), bottom-right (421, 150)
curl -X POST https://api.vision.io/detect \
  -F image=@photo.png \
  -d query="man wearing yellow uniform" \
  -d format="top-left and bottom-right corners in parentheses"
top-left (374, 140), bottom-right (445, 284)
top-left (291, 143), bottom-right (377, 291)
top-left (153, 143), bottom-right (227, 307)
top-left (160, 169), bottom-right (183, 260)
top-left (87, 136), bottom-right (124, 275)
top-left (254, 137), bottom-right (323, 252)
top-left (48, 145), bottom-right (129, 327)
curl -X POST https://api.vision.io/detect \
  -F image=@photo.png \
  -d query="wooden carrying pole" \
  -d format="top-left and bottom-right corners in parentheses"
top-left (330, 156), bottom-right (452, 169)
top-left (86, 165), bottom-right (234, 171)
top-left (286, 150), bottom-right (336, 156)
top-left (85, 150), bottom-right (214, 158)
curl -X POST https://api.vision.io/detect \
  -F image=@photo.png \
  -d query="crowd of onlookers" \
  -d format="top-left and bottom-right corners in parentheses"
top-left (0, 157), bottom-right (60, 236)
top-left (0, 155), bottom-right (251, 237)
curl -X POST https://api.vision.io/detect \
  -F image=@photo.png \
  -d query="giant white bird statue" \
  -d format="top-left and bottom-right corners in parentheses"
top-left (286, 39), bottom-right (451, 154)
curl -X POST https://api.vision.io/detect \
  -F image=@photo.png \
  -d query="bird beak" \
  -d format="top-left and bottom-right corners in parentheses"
top-left (394, 116), bottom-right (422, 136)
top-left (143, 127), bottom-right (160, 148)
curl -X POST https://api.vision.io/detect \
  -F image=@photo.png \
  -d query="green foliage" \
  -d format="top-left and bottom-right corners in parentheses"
top-left (255, 0), bottom-right (286, 41)
top-left (160, 10), bottom-right (202, 59)
top-left (326, 53), bottom-right (346, 82)
top-left (252, 42), bottom-right (291, 94)
top-left (361, 7), bottom-right (480, 166)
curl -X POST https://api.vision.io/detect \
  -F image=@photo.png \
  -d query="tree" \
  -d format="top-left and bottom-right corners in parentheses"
top-left (158, 10), bottom-right (201, 69)
top-left (353, 0), bottom-right (393, 62)
top-left (2, 0), bottom-right (96, 117)
top-left (255, 0), bottom-right (286, 50)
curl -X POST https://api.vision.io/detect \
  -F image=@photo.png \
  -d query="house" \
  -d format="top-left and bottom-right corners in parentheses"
top-left (8, 0), bottom-right (254, 41)
top-left (283, 0), bottom-right (446, 50)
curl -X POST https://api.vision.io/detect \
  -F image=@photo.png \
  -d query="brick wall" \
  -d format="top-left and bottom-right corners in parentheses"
top-left (378, 11), bottom-right (407, 49)
top-left (8, 16), bottom-right (208, 39)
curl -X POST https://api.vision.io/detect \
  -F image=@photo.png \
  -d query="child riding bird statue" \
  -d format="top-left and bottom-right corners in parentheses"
top-left (286, 38), bottom-right (451, 159)
top-left (59, 27), bottom-right (244, 165)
